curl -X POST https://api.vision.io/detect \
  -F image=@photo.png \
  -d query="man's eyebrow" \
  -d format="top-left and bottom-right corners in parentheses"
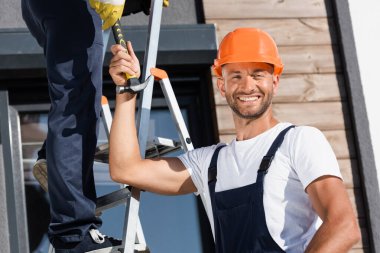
top-left (252, 69), bottom-right (267, 73)
top-left (228, 70), bottom-right (242, 75)
top-left (251, 68), bottom-right (274, 75)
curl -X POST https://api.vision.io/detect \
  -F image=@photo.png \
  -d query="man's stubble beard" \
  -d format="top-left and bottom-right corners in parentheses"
top-left (226, 90), bottom-right (273, 120)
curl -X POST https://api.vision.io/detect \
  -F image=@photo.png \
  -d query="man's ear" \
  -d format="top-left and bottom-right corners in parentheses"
top-left (272, 74), bottom-right (280, 95)
top-left (216, 77), bottom-right (226, 98)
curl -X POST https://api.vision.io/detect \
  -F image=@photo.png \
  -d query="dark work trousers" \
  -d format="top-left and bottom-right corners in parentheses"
top-left (21, 0), bottom-right (103, 245)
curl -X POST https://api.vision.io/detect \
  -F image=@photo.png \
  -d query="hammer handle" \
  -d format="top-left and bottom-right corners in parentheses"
top-left (112, 19), bottom-right (127, 48)
top-left (111, 20), bottom-right (137, 80)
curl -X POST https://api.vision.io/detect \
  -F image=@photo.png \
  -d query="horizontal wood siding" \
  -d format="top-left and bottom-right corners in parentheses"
top-left (203, 0), bottom-right (333, 19)
top-left (203, 0), bottom-right (368, 251)
top-left (209, 18), bottom-right (337, 46)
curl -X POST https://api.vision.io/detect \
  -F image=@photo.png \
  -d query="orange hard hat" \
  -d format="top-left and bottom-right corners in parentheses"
top-left (213, 28), bottom-right (283, 77)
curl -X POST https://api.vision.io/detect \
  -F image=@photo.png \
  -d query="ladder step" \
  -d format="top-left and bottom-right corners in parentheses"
top-left (94, 137), bottom-right (182, 163)
top-left (96, 187), bottom-right (131, 215)
top-left (146, 137), bottom-right (182, 158)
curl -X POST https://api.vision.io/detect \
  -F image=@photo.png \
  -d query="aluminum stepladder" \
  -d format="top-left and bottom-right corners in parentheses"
top-left (98, 67), bottom-right (195, 252)
top-left (96, 0), bottom-right (195, 252)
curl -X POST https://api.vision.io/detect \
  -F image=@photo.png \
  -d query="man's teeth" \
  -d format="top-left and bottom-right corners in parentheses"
top-left (239, 96), bottom-right (259, 101)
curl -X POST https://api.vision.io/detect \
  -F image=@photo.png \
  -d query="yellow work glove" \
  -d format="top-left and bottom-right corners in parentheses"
top-left (89, 0), bottom-right (125, 30)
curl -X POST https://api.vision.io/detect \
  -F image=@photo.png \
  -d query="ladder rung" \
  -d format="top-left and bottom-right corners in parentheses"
top-left (146, 137), bottom-right (182, 158)
top-left (96, 187), bottom-right (131, 215)
top-left (145, 143), bottom-right (181, 158)
top-left (94, 138), bottom-right (182, 163)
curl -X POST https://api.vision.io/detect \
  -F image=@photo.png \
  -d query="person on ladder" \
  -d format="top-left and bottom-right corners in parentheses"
top-left (108, 28), bottom-right (361, 252)
top-left (21, 0), bottom-right (148, 252)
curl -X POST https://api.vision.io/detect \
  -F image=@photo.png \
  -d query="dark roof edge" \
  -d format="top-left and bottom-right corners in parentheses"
top-left (0, 24), bottom-right (217, 70)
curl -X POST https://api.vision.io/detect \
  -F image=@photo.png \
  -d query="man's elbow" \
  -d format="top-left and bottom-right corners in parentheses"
top-left (349, 220), bottom-right (361, 246)
top-left (109, 167), bottom-right (124, 183)
top-left (109, 158), bottom-right (131, 184)
top-left (109, 164), bottom-right (123, 183)
top-left (341, 216), bottom-right (361, 247)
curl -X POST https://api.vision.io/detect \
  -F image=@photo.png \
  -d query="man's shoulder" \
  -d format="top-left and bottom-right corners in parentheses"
top-left (275, 123), bottom-right (323, 139)
top-left (275, 123), bottom-right (328, 154)
top-left (289, 125), bottom-right (325, 140)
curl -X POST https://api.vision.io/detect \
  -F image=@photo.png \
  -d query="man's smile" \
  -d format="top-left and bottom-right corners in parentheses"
top-left (237, 94), bottom-right (261, 102)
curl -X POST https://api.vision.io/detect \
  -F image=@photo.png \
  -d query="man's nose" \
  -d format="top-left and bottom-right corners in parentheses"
top-left (240, 75), bottom-right (257, 91)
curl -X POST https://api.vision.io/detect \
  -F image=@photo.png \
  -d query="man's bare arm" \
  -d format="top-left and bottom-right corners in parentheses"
top-left (108, 43), bottom-right (196, 195)
top-left (305, 176), bottom-right (360, 252)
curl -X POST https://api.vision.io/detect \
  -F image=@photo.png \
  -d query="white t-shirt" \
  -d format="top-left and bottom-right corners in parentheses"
top-left (178, 122), bottom-right (342, 252)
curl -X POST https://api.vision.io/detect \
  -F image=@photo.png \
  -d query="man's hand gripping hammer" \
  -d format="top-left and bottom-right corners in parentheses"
top-left (111, 20), bottom-right (152, 93)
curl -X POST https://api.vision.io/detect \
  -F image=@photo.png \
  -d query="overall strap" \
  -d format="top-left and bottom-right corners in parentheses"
top-left (257, 125), bottom-right (295, 182)
top-left (207, 144), bottom-right (226, 249)
top-left (208, 145), bottom-right (226, 183)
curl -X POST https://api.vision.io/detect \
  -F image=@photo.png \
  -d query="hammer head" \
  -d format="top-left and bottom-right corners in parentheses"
top-left (127, 77), bottom-right (142, 90)
top-left (118, 75), bottom-right (153, 94)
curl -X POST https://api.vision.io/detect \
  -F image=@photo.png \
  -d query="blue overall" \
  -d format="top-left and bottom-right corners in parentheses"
top-left (208, 126), bottom-right (294, 253)
top-left (21, 0), bottom-right (103, 245)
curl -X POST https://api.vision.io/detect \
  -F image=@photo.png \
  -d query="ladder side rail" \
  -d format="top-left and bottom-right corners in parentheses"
top-left (136, 0), bottom-right (164, 152)
top-left (123, 0), bottom-right (164, 252)
top-left (0, 91), bottom-right (30, 253)
top-left (159, 78), bottom-right (195, 152)
top-left (102, 24), bottom-right (150, 252)
top-left (100, 96), bottom-right (147, 252)
top-left (123, 187), bottom-right (148, 252)
top-left (100, 97), bottom-right (113, 140)
top-left (135, 216), bottom-right (147, 249)
top-left (101, 29), bottom-right (112, 140)
top-left (120, 192), bottom-right (132, 249)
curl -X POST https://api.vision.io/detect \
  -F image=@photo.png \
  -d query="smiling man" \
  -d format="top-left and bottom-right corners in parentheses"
top-left (108, 28), bottom-right (360, 252)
